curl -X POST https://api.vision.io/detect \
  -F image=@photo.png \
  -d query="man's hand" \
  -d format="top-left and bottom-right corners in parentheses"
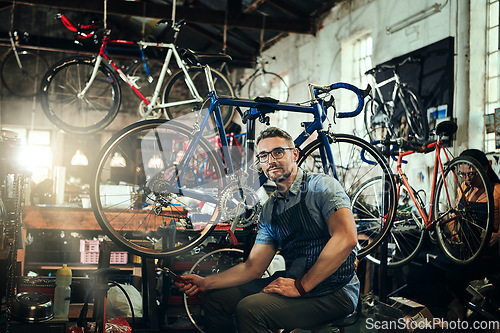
top-left (262, 277), bottom-right (301, 297)
top-left (174, 274), bottom-right (206, 297)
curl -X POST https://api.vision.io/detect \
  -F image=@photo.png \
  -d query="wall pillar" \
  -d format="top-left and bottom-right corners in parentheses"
top-left (454, 0), bottom-right (471, 152)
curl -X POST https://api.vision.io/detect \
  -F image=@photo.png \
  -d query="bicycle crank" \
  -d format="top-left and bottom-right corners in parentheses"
top-left (139, 97), bottom-right (163, 119)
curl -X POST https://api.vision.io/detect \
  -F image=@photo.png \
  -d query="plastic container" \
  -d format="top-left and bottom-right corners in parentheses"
top-left (53, 264), bottom-right (72, 319)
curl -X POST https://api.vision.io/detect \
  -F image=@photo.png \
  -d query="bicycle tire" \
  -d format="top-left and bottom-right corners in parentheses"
top-left (40, 56), bottom-right (121, 134)
top-left (163, 67), bottom-right (235, 128)
top-left (296, 134), bottom-right (397, 258)
top-left (247, 71), bottom-right (289, 102)
top-left (183, 248), bottom-right (245, 333)
top-left (1, 50), bottom-right (49, 98)
top-left (433, 156), bottom-right (494, 265)
top-left (129, 58), bottom-right (168, 119)
top-left (90, 119), bottom-right (225, 258)
top-left (364, 98), bottom-right (392, 143)
top-left (397, 87), bottom-right (428, 142)
top-left (358, 176), bottom-right (427, 267)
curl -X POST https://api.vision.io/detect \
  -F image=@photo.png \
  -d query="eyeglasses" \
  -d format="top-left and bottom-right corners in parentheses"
top-left (257, 147), bottom-right (294, 163)
top-left (459, 171), bottom-right (478, 178)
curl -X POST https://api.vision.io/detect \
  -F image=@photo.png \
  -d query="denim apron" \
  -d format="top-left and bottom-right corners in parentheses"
top-left (269, 172), bottom-right (356, 297)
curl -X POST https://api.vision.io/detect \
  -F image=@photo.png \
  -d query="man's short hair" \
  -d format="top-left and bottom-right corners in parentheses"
top-left (256, 127), bottom-right (294, 147)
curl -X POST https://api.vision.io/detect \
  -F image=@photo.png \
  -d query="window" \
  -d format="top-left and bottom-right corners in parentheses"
top-left (340, 33), bottom-right (372, 136)
top-left (4, 128), bottom-right (53, 184)
top-left (485, 0), bottom-right (499, 151)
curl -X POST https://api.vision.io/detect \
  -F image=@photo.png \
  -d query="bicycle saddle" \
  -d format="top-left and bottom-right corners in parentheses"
top-left (435, 120), bottom-right (458, 137)
top-left (179, 48), bottom-right (232, 66)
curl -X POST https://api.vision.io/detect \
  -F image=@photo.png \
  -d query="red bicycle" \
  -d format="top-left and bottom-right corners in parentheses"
top-left (354, 120), bottom-right (494, 266)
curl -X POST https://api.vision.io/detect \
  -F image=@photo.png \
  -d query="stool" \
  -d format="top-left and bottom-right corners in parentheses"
top-left (281, 297), bottom-right (362, 333)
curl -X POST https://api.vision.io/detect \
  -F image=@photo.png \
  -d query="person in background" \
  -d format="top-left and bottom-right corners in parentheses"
top-left (402, 148), bottom-right (500, 320)
top-left (175, 127), bottom-right (359, 333)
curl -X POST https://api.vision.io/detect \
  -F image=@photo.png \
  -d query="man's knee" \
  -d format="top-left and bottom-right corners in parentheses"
top-left (236, 293), bottom-right (276, 321)
top-left (236, 294), bottom-right (259, 316)
top-left (203, 289), bottom-right (234, 317)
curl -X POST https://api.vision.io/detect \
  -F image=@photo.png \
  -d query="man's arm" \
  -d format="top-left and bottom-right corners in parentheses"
top-left (176, 242), bottom-right (276, 296)
top-left (262, 207), bottom-right (357, 297)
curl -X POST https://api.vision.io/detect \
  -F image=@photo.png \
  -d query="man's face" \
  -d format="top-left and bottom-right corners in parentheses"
top-left (257, 137), bottom-right (298, 183)
top-left (459, 164), bottom-right (481, 187)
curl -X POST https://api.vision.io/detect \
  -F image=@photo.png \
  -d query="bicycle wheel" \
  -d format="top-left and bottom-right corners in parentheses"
top-left (130, 58), bottom-right (167, 119)
top-left (247, 72), bottom-right (289, 102)
top-left (297, 134), bottom-right (397, 258)
top-left (433, 156), bottom-right (494, 265)
top-left (163, 67), bottom-right (234, 128)
top-left (397, 87), bottom-right (428, 142)
top-left (183, 248), bottom-right (244, 333)
top-left (1, 50), bottom-right (49, 98)
top-left (90, 119), bottom-right (225, 258)
top-left (40, 56), bottom-right (121, 134)
top-left (357, 177), bottom-right (427, 267)
top-left (364, 98), bottom-right (392, 143)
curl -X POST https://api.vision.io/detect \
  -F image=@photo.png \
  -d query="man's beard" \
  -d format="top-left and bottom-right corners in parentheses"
top-left (267, 166), bottom-right (292, 183)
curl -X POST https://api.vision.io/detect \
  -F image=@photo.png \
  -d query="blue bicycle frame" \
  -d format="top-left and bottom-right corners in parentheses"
top-left (170, 65), bottom-right (367, 204)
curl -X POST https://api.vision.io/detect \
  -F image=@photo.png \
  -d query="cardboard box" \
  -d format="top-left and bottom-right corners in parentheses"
top-left (376, 296), bottom-right (445, 332)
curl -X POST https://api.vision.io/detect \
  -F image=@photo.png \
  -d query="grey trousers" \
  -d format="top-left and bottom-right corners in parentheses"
top-left (202, 280), bottom-right (355, 333)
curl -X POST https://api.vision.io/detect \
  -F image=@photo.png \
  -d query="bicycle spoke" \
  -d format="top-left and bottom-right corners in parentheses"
top-left (91, 120), bottom-right (225, 257)
top-left (40, 57), bottom-right (121, 134)
top-left (163, 67), bottom-right (234, 128)
top-left (298, 135), bottom-right (397, 258)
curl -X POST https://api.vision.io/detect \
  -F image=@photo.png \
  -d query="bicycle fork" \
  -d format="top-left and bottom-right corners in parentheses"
top-left (78, 54), bottom-right (104, 99)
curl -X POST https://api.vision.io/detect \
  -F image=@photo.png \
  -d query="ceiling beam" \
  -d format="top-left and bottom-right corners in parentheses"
top-left (267, 0), bottom-right (304, 18)
top-left (10, 0), bottom-right (317, 34)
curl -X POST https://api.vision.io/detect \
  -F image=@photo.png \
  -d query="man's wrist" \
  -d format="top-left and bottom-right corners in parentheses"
top-left (294, 278), bottom-right (308, 296)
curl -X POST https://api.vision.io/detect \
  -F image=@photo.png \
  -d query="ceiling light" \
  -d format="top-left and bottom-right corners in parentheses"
top-left (71, 150), bottom-right (88, 166)
top-left (110, 152), bottom-right (126, 167)
top-left (147, 155), bottom-right (164, 169)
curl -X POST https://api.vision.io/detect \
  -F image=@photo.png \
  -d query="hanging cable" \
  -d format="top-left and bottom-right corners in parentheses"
top-left (171, 0), bottom-right (176, 24)
top-left (223, 8), bottom-right (228, 53)
top-left (259, 15), bottom-right (266, 55)
top-left (141, 1), bottom-right (146, 41)
top-left (103, 0), bottom-right (107, 30)
top-left (9, 1), bottom-right (15, 32)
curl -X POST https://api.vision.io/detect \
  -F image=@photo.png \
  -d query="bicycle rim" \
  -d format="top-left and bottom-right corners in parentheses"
top-left (1, 50), bottom-right (49, 98)
top-left (248, 72), bottom-right (289, 102)
top-left (90, 119), bottom-right (225, 258)
top-left (399, 88), bottom-right (428, 142)
top-left (40, 56), bottom-right (121, 134)
top-left (163, 67), bottom-right (234, 128)
top-left (360, 177), bottom-right (427, 267)
top-left (297, 134), bottom-right (397, 258)
top-left (434, 156), bottom-right (494, 265)
top-left (183, 248), bottom-right (244, 333)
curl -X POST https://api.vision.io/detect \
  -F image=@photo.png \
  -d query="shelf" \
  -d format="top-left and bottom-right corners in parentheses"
top-left (23, 205), bottom-right (185, 230)
top-left (24, 263), bottom-right (140, 271)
